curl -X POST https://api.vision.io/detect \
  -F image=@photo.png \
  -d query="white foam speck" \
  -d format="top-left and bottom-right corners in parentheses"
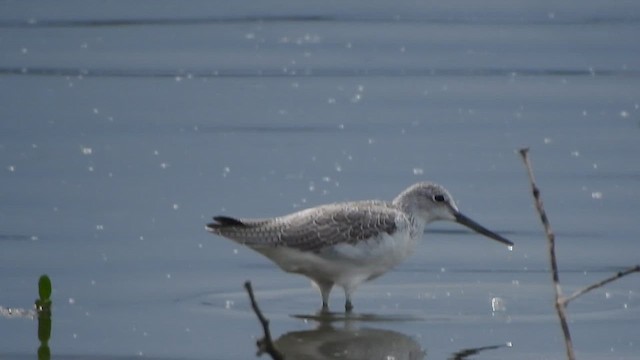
top-left (591, 192), bottom-right (603, 200)
top-left (225, 300), bottom-right (234, 309)
top-left (491, 297), bottom-right (506, 312)
top-left (412, 167), bottom-right (424, 175)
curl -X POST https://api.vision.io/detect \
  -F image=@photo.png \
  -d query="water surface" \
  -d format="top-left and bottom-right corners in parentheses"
top-left (1, 1), bottom-right (639, 359)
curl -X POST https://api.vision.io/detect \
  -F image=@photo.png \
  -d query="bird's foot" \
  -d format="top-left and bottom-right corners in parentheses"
top-left (320, 302), bottom-right (330, 314)
top-left (345, 300), bottom-right (354, 313)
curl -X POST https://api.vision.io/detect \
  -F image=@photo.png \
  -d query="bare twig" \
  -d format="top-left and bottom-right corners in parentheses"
top-left (518, 148), bottom-right (575, 360)
top-left (244, 281), bottom-right (284, 360)
top-left (563, 265), bottom-right (640, 306)
top-left (519, 148), bottom-right (640, 360)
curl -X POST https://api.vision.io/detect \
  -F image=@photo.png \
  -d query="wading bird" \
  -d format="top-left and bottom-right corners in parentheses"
top-left (207, 182), bottom-right (513, 312)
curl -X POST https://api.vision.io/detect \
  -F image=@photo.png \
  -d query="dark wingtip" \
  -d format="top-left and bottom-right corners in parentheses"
top-left (213, 216), bottom-right (245, 226)
top-left (206, 216), bottom-right (245, 231)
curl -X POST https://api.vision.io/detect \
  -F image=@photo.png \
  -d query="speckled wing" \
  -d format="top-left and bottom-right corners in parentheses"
top-left (207, 201), bottom-right (400, 252)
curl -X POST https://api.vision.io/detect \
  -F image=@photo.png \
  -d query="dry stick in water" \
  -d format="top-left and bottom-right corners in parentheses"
top-left (519, 148), bottom-right (640, 360)
top-left (563, 265), bottom-right (640, 306)
top-left (244, 281), bottom-right (284, 360)
top-left (518, 148), bottom-right (575, 360)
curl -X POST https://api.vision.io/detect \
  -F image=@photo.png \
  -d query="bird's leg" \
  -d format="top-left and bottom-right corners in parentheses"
top-left (314, 280), bottom-right (333, 313)
top-left (344, 288), bottom-right (354, 313)
top-left (345, 299), bottom-right (354, 313)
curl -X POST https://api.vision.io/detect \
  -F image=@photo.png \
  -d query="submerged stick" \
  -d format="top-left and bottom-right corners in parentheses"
top-left (518, 148), bottom-right (575, 360)
top-left (244, 281), bottom-right (284, 360)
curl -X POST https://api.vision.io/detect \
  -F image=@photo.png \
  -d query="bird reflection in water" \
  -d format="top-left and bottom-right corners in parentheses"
top-left (275, 313), bottom-right (511, 360)
top-left (277, 312), bottom-right (426, 360)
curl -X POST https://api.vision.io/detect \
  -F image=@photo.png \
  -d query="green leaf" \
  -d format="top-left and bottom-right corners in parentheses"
top-left (38, 275), bottom-right (52, 301)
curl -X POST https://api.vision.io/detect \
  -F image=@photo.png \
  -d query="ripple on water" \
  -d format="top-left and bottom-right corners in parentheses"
top-left (180, 281), bottom-right (639, 324)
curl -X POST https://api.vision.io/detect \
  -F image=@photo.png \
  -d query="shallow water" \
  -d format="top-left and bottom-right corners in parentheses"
top-left (1, 1), bottom-right (639, 359)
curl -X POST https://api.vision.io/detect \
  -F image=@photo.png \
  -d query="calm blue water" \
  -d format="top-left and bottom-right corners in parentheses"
top-left (1, 1), bottom-right (639, 359)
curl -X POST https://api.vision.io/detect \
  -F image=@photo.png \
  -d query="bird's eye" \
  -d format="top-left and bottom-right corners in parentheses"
top-left (433, 194), bottom-right (446, 202)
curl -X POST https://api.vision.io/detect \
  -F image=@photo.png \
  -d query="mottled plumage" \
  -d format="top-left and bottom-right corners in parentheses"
top-left (209, 200), bottom-right (401, 252)
top-left (206, 182), bottom-right (513, 312)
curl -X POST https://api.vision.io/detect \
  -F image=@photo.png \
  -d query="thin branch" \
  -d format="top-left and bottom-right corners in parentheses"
top-left (563, 265), bottom-right (640, 306)
top-left (244, 281), bottom-right (284, 360)
top-left (518, 148), bottom-right (562, 285)
top-left (518, 148), bottom-right (575, 360)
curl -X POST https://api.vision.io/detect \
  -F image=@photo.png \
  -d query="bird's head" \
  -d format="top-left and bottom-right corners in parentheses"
top-left (393, 182), bottom-right (513, 247)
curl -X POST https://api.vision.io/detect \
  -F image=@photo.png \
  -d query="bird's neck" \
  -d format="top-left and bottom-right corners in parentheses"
top-left (392, 191), bottom-right (414, 212)
top-left (393, 193), bottom-right (434, 224)
top-left (405, 214), bottom-right (427, 241)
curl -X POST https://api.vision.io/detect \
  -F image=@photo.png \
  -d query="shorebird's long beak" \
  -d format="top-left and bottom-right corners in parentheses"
top-left (454, 212), bottom-right (514, 247)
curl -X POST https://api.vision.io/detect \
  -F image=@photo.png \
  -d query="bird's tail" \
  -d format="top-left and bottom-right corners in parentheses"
top-left (206, 216), bottom-right (280, 247)
top-left (206, 216), bottom-right (246, 231)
